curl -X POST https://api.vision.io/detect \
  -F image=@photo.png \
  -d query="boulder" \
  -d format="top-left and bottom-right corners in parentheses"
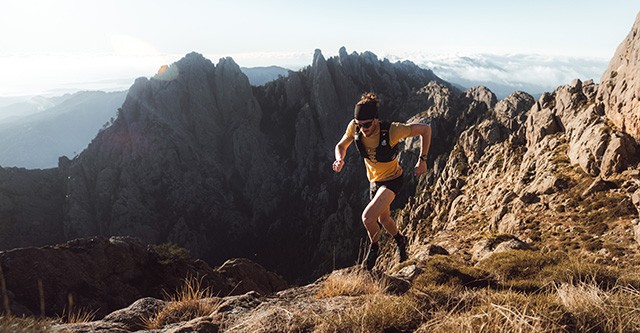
top-left (216, 258), bottom-right (288, 296)
top-left (102, 297), bottom-right (166, 331)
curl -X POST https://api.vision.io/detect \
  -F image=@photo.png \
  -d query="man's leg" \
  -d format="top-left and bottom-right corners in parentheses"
top-left (362, 187), bottom-right (396, 243)
top-left (362, 187), bottom-right (395, 271)
top-left (378, 207), bottom-right (398, 236)
top-left (377, 192), bottom-right (409, 263)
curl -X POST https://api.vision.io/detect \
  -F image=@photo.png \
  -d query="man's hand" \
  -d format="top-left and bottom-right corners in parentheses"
top-left (414, 160), bottom-right (427, 176)
top-left (333, 159), bottom-right (344, 173)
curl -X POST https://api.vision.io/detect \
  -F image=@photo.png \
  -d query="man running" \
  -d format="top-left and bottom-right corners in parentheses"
top-left (332, 92), bottom-right (431, 270)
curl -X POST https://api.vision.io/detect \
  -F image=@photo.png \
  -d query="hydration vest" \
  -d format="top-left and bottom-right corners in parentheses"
top-left (354, 121), bottom-right (398, 162)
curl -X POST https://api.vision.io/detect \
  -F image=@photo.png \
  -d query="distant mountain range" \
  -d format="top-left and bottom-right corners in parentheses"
top-left (0, 54), bottom-right (607, 169)
top-left (0, 91), bottom-right (126, 169)
top-left (240, 66), bottom-right (291, 86)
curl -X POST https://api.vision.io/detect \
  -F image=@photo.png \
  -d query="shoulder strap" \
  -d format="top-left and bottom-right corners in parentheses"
top-left (379, 121), bottom-right (391, 145)
top-left (354, 126), bottom-right (369, 160)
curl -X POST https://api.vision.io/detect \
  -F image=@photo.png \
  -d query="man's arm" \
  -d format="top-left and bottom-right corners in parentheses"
top-left (332, 136), bottom-right (353, 173)
top-left (409, 123), bottom-right (431, 176)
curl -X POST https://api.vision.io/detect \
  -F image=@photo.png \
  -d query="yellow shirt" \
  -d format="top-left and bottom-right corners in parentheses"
top-left (342, 120), bottom-right (413, 182)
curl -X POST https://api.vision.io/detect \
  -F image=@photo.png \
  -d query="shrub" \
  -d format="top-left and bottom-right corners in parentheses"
top-left (152, 243), bottom-right (192, 265)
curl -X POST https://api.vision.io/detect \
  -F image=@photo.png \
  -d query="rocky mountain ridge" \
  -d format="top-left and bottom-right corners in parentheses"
top-left (0, 47), bottom-right (447, 283)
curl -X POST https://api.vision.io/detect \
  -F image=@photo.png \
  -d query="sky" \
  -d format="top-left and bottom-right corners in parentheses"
top-left (0, 0), bottom-right (639, 97)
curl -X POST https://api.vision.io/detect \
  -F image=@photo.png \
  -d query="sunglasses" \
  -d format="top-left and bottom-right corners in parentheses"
top-left (356, 120), bottom-right (374, 129)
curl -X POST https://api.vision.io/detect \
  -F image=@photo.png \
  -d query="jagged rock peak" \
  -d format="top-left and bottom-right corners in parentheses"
top-left (597, 12), bottom-right (640, 141)
top-left (174, 51), bottom-right (216, 71)
top-left (217, 56), bottom-right (242, 72)
top-left (166, 52), bottom-right (242, 77)
top-left (463, 86), bottom-right (498, 110)
top-left (313, 48), bottom-right (326, 66)
top-left (361, 50), bottom-right (379, 64)
top-left (494, 91), bottom-right (535, 131)
top-left (338, 46), bottom-right (349, 58)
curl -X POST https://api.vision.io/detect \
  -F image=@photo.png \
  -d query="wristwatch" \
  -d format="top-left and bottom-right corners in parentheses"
top-left (419, 155), bottom-right (428, 161)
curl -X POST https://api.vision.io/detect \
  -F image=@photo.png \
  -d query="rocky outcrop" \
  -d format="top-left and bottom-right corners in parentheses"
top-left (598, 12), bottom-right (640, 141)
top-left (216, 258), bottom-right (288, 296)
top-left (0, 237), bottom-right (286, 318)
top-left (396, 87), bottom-right (534, 238)
top-left (394, 77), bottom-right (638, 271)
top-left (526, 79), bottom-right (639, 178)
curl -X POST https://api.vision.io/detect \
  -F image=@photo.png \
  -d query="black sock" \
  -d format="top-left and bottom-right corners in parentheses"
top-left (394, 233), bottom-right (405, 244)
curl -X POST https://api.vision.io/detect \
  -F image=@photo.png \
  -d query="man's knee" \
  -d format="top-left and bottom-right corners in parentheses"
top-left (362, 211), bottom-right (377, 227)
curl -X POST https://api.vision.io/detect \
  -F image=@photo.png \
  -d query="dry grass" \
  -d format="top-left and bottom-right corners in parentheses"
top-left (144, 275), bottom-right (222, 329)
top-left (0, 316), bottom-right (54, 333)
top-left (315, 293), bottom-right (425, 333)
top-left (57, 293), bottom-right (98, 324)
top-left (61, 307), bottom-right (97, 324)
top-left (417, 292), bottom-right (564, 333)
top-left (547, 257), bottom-right (621, 289)
top-left (557, 283), bottom-right (640, 332)
top-left (412, 283), bottom-right (640, 333)
top-left (315, 269), bottom-right (388, 298)
top-left (414, 255), bottom-right (493, 289)
top-left (146, 255), bottom-right (640, 333)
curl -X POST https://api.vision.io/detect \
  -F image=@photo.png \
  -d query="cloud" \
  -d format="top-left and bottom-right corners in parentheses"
top-left (378, 52), bottom-right (609, 98)
top-left (390, 53), bottom-right (608, 94)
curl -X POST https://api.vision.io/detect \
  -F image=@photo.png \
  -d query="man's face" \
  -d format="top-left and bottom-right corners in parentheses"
top-left (356, 118), bottom-right (378, 136)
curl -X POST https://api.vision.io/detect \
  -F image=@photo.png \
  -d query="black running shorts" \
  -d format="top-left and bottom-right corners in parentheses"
top-left (369, 175), bottom-right (404, 200)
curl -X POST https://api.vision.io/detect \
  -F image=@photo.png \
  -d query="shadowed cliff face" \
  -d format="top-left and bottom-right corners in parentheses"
top-left (0, 168), bottom-right (66, 249)
top-left (0, 49), bottom-right (447, 282)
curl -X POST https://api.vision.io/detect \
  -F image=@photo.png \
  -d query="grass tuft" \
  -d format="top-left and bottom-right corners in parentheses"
top-left (144, 275), bottom-right (221, 329)
top-left (315, 269), bottom-right (388, 298)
